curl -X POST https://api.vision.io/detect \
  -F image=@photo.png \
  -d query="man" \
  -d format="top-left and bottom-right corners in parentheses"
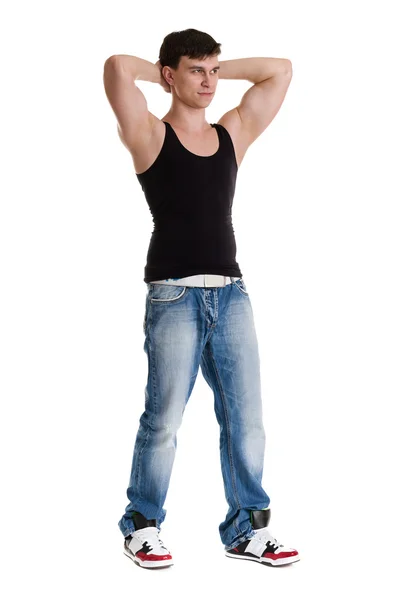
top-left (103, 28), bottom-right (299, 569)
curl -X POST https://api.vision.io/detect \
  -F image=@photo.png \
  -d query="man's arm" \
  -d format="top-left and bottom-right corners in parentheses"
top-left (218, 57), bottom-right (293, 147)
top-left (103, 55), bottom-right (164, 153)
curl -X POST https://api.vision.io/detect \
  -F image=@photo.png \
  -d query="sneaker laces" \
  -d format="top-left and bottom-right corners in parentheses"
top-left (134, 526), bottom-right (169, 553)
top-left (252, 526), bottom-right (284, 549)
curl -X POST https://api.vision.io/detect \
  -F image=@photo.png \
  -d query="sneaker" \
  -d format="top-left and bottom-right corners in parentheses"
top-left (225, 508), bottom-right (300, 567)
top-left (123, 512), bottom-right (174, 569)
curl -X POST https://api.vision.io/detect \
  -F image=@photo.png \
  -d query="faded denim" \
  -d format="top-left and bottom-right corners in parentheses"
top-left (118, 276), bottom-right (270, 550)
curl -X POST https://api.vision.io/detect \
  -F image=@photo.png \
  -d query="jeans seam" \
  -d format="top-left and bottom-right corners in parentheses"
top-left (206, 344), bottom-right (242, 539)
top-left (135, 330), bottom-right (156, 500)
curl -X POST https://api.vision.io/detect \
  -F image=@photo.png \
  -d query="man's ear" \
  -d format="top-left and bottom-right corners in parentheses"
top-left (161, 67), bottom-right (172, 93)
top-left (163, 66), bottom-right (173, 85)
top-left (161, 67), bottom-right (171, 83)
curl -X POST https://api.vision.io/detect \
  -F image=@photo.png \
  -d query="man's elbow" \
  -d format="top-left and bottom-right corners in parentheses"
top-left (283, 60), bottom-right (293, 75)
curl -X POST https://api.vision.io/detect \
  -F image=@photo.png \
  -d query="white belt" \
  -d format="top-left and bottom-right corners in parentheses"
top-left (149, 274), bottom-right (241, 287)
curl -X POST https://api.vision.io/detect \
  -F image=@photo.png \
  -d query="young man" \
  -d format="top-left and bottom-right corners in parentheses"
top-left (103, 28), bottom-right (298, 569)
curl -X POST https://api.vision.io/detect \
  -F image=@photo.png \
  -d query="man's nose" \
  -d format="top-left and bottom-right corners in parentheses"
top-left (202, 75), bottom-right (212, 86)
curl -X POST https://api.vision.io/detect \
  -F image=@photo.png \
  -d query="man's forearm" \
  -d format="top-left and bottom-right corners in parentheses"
top-left (218, 57), bottom-right (291, 84)
top-left (107, 54), bottom-right (161, 84)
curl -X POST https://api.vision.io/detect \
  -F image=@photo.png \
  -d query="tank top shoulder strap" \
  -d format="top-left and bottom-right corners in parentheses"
top-left (162, 120), bottom-right (189, 154)
top-left (212, 122), bottom-right (237, 168)
top-left (213, 122), bottom-right (231, 145)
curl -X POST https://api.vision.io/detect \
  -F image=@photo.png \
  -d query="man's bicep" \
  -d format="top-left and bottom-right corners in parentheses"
top-left (237, 72), bottom-right (292, 145)
top-left (103, 56), bottom-right (153, 151)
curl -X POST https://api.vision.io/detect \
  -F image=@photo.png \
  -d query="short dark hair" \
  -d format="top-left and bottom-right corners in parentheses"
top-left (159, 28), bottom-right (221, 71)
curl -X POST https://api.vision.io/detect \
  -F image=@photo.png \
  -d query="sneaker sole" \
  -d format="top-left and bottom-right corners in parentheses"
top-left (123, 547), bottom-right (174, 569)
top-left (225, 551), bottom-right (300, 567)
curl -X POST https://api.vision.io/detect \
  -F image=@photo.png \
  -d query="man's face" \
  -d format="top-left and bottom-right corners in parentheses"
top-left (169, 55), bottom-right (219, 104)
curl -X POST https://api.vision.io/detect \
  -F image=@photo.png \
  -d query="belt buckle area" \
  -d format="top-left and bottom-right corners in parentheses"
top-left (204, 274), bottom-right (226, 287)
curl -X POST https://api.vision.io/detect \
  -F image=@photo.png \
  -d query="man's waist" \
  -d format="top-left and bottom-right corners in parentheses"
top-left (149, 274), bottom-right (241, 287)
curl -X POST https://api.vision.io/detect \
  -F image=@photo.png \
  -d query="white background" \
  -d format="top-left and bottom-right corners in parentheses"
top-left (1, 0), bottom-right (399, 598)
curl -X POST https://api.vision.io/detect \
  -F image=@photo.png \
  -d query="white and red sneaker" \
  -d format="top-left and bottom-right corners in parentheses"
top-left (225, 508), bottom-right (300, 567)
top-left (123, 512), bottom-right (173, 569)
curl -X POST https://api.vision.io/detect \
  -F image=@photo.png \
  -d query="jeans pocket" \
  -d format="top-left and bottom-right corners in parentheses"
top-left (233, 278), bottom-right (249, 296)
top-left (149, 284), bottom-right (188, 304)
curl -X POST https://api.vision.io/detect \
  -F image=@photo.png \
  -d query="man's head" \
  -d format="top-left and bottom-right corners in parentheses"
top-left (159, 28), bottom-right (221, 106)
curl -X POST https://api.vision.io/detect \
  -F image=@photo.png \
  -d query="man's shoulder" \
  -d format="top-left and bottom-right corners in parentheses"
top-left (216, 109), bottom-right (249, 169)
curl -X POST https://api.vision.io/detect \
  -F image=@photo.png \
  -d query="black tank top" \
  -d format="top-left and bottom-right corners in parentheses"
top-left (136, 120), bottom-right (243, 283)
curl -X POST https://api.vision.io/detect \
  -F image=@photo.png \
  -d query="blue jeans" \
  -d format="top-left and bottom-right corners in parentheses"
top-left (118, 276), bottom-right (270, 550)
